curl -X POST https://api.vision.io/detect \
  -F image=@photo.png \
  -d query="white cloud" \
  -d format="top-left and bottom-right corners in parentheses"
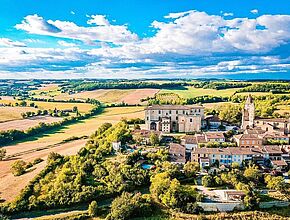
top-left (251, 9), bottom-right (259, 14)
top-left (2, 10), bottom-right (290, 79)
top-left (15, 14), bottom-right (138, 45)
top-left (223, 12), bottom-right (234, 17)
top-left (70, 11), bottom-right (75, 15)
top-left (87, 15), bottom-right (110, 26)
top-left (58, 40), bottom-right (78, 47)
top-left (0, 38), bottom-right (26, 47)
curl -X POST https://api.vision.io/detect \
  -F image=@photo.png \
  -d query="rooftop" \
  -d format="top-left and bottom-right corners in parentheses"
top-left (145, 105), bottom-right (204, 111)
top-left (192, 147), bottom-right (263, 155)
top-left (262, 145), bottom-right (283, 154)
top-left (271, 160), bottom-right (287, 166)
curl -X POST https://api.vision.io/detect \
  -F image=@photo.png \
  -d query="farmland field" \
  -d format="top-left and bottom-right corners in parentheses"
top-left (0, 99), bottom-right (94, 113)
top-left (160, 87), bottom-right (239, 98)
top-left (0, 106), bottom-right (38, 122)
top-left (0, 106), bottom-right (144, 202)
top-left (0, 116), bottom-right (63, 131)
top-left (58, 88), bottom-right (159, 104)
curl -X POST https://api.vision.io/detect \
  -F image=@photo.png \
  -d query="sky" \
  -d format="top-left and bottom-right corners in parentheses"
top-left (0, 0), bottom-right (289, 79)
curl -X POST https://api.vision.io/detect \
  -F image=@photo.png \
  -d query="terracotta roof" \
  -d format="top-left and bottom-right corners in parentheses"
top-left (169, 143), bottom-right (186, 163)
top-left (196, 134), bottom-right (207, 143)
top-left (255, 117), bottom-right (290, 123)
top-left (145, 105), bottom-right (204, 111)
top-left (262, 132), bottom-right (289, 139)
top-left (271, 160), bottom-right (287, 166)
top-left (182, 135), bottom-right (198, 144)
top-left (205, 115), bottom-right (221, 122)
top-left (192, 147), bottom-right (263, 155)
top-left (245, 128), bottom-right (266, 135)
top-left (262, 145), bottom-right (283, 154)
top-left (205, 132), bottom-right (225, 139)
top-left (234, 133), bottom-right (263, 140)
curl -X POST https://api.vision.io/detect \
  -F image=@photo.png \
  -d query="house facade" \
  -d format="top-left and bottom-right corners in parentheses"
top-left (145, 105), bottom-right (204, 133)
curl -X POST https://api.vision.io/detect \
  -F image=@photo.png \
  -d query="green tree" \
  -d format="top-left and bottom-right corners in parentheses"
top-left (201, 175), bottom-right (214, 187)
top-left (183, 161), bottom-right (200, 177)
top-left (0, 148), bottom-right (6, 161)
top-left (244, 164), bottom-right (261, 182)
top-left (265, 175), bottom-right (288, 192)
top-left (107, 192), bottom-right (152, 220)
top-left (11, 160), bottom-right (26, 176)
top-left (149, 132), bottom-right (159, 146)
top-left (88, 201), bottom-right (98, 217)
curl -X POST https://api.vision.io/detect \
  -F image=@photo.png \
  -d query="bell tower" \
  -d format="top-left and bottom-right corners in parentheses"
top-left (242, 94), bottom-right (255, 129)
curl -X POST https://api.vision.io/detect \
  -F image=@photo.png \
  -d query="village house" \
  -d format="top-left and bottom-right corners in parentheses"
top-left (169, 143), bottom-right (186, 164)
top-left (191, 147), bottom-right (263, 168)
top-left (242, 94), bottom-right (290, 134)
top-left (145, 105), bottom-right (204, 133)
top-left (205, 132), bottom-right (225, 143)
top-left (261, 145), bottom-right (283, 161)
top-left (233, 133), bottom-right (263, 148)
top-left (204, 115), bottom-right (222, 130)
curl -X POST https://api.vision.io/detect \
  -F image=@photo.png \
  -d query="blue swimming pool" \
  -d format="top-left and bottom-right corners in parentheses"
top-left (141, 164), bottom-right (154, 170)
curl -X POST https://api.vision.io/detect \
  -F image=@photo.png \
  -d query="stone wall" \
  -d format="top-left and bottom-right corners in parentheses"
top-left (197, 202), bottom-right (245, 212)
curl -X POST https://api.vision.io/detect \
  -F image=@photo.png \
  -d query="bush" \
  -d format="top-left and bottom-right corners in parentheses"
top-left (106, 192), bottom-right (153, 220)
top-left (11, 160), bottom-right (26, 176)
top-left (0, 148), bottom-right (6, 161)
top-left (33, 158), bottom-right (44, 165)
top-left (88, 201), bottom-right (98, 217)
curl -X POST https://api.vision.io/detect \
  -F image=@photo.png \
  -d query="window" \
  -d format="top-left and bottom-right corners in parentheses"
top-left (190, 118), bottom-right (193, 122)
top-left (169, 110), bottom-right (171, 114)
top-left (159, 110), bottom-right (161, 114)
top-left (176, 116), bottom-right (178, 120)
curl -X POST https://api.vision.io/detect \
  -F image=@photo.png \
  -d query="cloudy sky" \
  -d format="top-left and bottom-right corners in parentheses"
top-left (0, 0), bottom-right (289, 79)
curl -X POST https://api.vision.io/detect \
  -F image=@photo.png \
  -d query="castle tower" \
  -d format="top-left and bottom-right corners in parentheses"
top-left (242, 94), bottom-right (255, 129)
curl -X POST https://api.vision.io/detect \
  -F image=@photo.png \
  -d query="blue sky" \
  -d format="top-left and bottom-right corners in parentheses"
top-left (0, 0), bottom-right (289, 79)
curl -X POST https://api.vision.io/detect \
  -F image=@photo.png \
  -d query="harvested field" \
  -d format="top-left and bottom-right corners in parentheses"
top-left (0, 139), bottom-right (86, 202)
top-left (0, 116), bottom-right (63, 131)
top-left (0, 106), bottom-right (38, 123)
top-left (0, 106), bottom-right (144, 202)
top-left (119, 89), bottom-right (159, 104)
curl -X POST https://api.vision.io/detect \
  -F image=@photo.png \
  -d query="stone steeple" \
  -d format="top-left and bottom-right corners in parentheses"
top-left (242, 94), bottom-right (255, 129)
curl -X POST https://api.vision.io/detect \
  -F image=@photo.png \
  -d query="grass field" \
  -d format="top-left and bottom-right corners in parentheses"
top-left (0, 106), bottom-right (144, 202)
top-left (30, 84), bottom-right (62, 99)
top-left (0, 106), bottom-right (38, 122)
top-left (161, 87), bottom-right (239, 98)
top-left (0, 99), bottom-right (94, 113)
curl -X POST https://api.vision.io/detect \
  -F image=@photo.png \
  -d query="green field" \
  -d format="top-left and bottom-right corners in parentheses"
top-left (5, 106), bottom-right (144, 148)
top-left (160, 87), bottom-right (239, 98)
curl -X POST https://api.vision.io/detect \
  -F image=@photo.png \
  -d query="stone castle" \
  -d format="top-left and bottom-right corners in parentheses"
top-left (145, 105), bottom-right (204, 133)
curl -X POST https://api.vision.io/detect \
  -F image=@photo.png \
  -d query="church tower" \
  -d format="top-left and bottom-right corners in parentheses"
top-left (242, 94), bottom-right (255, 129)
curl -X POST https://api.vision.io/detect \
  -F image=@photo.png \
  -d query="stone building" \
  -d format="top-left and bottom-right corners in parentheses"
top-left (145, 105), bottom-right (204, 133)
top-left (241, 94), bottom-right (255, 130)
top-left (241, 94), bottom-right (290, 134)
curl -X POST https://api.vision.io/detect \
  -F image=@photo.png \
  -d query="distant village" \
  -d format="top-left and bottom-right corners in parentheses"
top-left (129, 94), bottom-right (290, 173)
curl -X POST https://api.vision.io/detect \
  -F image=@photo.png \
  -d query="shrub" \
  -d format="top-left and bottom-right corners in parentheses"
top-left (11, 160), bottom-right (26, 176)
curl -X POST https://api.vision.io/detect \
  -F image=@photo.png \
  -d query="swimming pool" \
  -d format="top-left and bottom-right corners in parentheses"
top-left (141, 164), bottom-right (154, 170)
